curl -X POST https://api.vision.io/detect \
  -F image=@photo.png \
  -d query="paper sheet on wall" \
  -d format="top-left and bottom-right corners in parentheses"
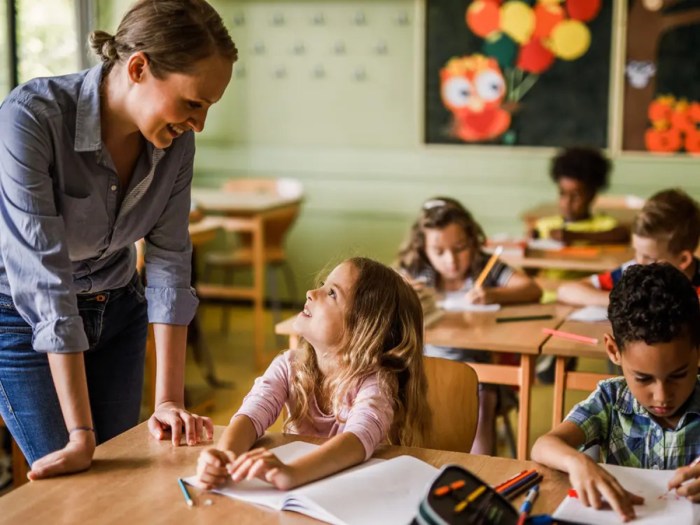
top-left (553, 464), bottom-right (700, 524)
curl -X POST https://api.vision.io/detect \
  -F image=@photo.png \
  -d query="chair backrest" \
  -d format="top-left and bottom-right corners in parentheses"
top-left (221, 178), bottom-right (304, 249)
top-left (423, 356), bottom-right (479, 453)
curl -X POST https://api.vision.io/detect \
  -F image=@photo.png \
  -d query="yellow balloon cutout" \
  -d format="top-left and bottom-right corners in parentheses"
top-left (499, 2), bottom-right (535, 44)
top-left (548, 20), bottom-right (591, 60)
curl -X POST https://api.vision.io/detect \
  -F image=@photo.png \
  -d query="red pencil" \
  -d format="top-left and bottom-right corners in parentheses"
top-left (496, 469), bottom-right (537, 494)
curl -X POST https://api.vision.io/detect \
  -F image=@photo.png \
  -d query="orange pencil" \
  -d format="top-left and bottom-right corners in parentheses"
top-left (474, 246), bottom-right (503, 288)
top-left (495, 469), bottom-right (537, 494)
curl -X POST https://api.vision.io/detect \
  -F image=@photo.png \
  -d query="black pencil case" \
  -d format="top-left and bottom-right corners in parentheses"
top-left (412, 464), bottom-right (519, 525)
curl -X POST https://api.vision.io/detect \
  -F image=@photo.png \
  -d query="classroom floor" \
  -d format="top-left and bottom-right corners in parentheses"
top-left (181, 303), bottom-right (609, 457)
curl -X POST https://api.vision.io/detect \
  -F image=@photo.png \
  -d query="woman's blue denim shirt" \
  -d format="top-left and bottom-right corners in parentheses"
top-left (0, 64), bottom-right (198, 352)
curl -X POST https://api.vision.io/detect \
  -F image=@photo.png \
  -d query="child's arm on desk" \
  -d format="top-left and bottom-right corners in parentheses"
top-left (466, 270), bottom-right (542, 305)
top-left (531, 422), bottom-right (643, 522)
top-left (194, 414), bottom-right (258, 489)
top-left (229, 431), bottom-right (365, 491)
top-left (557, 278), bottom-right (610, 307)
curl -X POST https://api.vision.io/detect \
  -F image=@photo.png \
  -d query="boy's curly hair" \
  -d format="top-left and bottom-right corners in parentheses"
top-left (608, 263), bottom-right (700, 350)
top-left (550, 147), bottom-right (610, 194)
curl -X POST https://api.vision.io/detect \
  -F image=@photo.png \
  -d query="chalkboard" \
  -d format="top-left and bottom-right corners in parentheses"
top-left (425, 0), bottom-right (613, 148)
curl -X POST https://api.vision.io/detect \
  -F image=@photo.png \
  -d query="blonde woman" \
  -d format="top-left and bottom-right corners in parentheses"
top-left (194, 257), bottom-right (431, 490)
top-left (0, 0), bottom-right (236, 479)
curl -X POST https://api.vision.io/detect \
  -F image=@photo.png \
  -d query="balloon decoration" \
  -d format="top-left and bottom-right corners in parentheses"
top-left (446, 0), bottom-right (602, 142)
top-left (646, 95), bottom-right (700, 154)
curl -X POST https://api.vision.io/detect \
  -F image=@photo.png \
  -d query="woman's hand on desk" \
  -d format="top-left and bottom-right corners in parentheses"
top-left (566, 454), bottom-right (644, 522)
top-left (28, 428), bottom-right (96, 480)
top-left (148, 401), bottom-right (214, 446)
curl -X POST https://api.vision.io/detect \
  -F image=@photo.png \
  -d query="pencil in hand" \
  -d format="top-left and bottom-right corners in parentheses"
top-left (474, 246), bottom-right (503, 289)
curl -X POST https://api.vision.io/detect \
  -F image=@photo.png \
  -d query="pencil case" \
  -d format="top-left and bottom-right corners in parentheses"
top-left (412, 464), bottom-right (519, 525)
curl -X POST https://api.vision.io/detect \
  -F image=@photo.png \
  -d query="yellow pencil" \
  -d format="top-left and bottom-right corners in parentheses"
top-left (454, 484), bottom-right (487, 513)
top-left (474, 246), bottom-right (503, 288)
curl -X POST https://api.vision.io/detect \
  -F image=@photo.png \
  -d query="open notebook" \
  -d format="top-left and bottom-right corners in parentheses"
top-left (553, 464), bottom-right (700, 524)
top-left (185, 441), bottom-right (438, 525)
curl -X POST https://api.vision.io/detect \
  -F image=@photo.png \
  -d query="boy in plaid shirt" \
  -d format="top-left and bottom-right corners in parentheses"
top-left (532, 263), bottom-right (700, 522)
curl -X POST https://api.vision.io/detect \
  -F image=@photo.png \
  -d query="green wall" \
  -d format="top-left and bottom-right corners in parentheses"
top-left (192, 1), bottom-right (699, 298)
top-left (98, 0), bottom-right (700, 298)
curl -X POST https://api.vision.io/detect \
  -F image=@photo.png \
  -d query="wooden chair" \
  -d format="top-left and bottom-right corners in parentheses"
top-left (423, 356), bottom-right (479, 453)
top-left (203, 178), bottom-right (303, 333)
top-left (0, 416), bottom-right (28, 489)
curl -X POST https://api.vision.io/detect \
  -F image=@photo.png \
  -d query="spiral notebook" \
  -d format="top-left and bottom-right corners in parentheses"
top-left (185, 441), bottom-right (438, 525)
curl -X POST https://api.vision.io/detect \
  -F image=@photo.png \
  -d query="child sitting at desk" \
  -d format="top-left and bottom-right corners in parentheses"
top-left (532, 263), bottom-right (700, 522)
top-left (532, 147), bottom-right (629, 245)
top-left (558, 188), bottom-right (700, 307)
top-left (397, 197), bottom-right (541, 455)
top-left (193, 257), bottom-right (430, 490)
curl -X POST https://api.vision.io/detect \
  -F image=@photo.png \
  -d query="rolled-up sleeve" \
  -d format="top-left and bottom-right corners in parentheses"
top-left (143, 132), bottom-right (198, 325)
top-left (234, 353), bottom-right (291, 438)
top-left (344, 377), bottom-right (395, 460)
top-left (0, 100), bottom-right (88, 352)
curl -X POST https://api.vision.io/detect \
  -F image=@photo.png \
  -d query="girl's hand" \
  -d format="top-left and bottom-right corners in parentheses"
top-left (669, 463), bottom-right (700, 502)
top-left (465, 287), bottom-right (489, 304)
top-left (148, 401), bottom-right (214, 446)
top-left (566, 454), bottom-right (644, 522)
top-left (28, 429), bottom-right (96, 480)
top-left (229, 447), bottom-right (298, 490)
top-left (194, 448), bottom-right (236, 490)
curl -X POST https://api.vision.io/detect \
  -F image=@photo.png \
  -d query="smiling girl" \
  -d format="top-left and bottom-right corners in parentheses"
top-left (0, 0), bottom-right (236, 480)
top-left (194, 257), bottom-right (431, 490)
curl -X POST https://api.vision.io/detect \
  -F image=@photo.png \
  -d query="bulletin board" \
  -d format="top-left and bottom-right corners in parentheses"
top-left (623, 0), bottom-right (700, 154)
top-left (424, 0), bottom-right (613, 148)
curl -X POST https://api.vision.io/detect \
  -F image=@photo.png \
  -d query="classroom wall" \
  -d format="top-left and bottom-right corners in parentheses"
top-left (103, 0), bottom-right (700, 298)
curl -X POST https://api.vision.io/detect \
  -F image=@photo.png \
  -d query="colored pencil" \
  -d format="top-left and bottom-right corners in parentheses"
top-left (177, 478), bottom-right (195, 507)
top-left (542, 328), bottom-right (599, 345)
top-left (499, 471), bottom-right (540, 497)
top-left (474, 246), bottom-right (503, 288)
top-left (503, 474), bottom-right (543, 499)
top-left (454, 485), bottom-right (487, 513)
top-left (495, 469), bottom-right (537, 494)
top-left (496, 314), bottom-right (554, 323)
top-left (493, 469), bottom-right (527, 492)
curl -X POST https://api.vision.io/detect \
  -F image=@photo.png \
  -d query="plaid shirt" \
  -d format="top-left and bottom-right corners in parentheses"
top-left (565, 377), bottom-right (700, 469)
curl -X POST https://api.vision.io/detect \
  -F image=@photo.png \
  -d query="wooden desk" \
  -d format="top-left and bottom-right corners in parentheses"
top-left (500, 244), bottom-right (634, 273)
top-left (0, 423), bottom-right (569, 522)
top-left (541, 321), bottom-right (614, 427)
top-left (192, 188), bottom-right (303, 369)
top-left (277, 304), bottom-right (574, 460)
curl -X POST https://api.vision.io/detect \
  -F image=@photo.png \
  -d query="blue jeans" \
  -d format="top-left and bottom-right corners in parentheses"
top-left (0, 273), bottom-right (148, 465)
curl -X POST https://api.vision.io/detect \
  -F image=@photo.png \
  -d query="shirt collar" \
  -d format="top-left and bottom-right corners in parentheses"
top-left (74, 64), bottom-right (105, 153)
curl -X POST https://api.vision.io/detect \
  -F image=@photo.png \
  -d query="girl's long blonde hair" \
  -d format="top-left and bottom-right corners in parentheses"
top-left (286, 257), bottom-right (431, 447)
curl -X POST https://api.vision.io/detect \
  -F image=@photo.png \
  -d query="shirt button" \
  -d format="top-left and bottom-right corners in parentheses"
top-left (111, 185), bottom-right (117, 191)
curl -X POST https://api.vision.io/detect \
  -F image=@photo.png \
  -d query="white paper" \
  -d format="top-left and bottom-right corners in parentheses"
top-left (567, 305), bottom-right (609, 322)
top-left (185, 441), bottom-right (438, 525)
top-left (528, 238), bottom-right (565, 251)
top-left (553, 464), bottom-right (699, 525)
top-left (438, 297), bottom-right (501, 312)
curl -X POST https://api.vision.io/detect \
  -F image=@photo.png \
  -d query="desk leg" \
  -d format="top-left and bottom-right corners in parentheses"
top-left (552, 357), bottom-right (567, 429)
top-left (517, 355), bottom-right (534, 461)
top-left (252, 216), bottom-right (266, 370)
